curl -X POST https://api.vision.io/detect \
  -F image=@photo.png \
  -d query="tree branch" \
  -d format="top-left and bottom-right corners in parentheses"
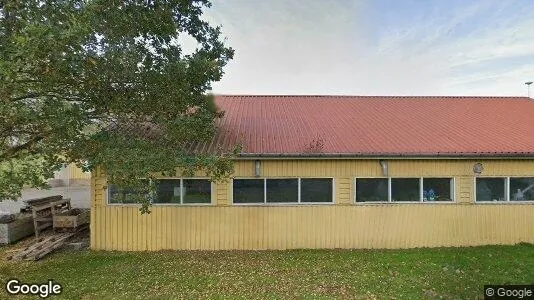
top-left (11, 93), bottom-right (41, 101)
top-left (0, 133), bottom-right (45, 160)
top-left (11, 92), bottom-right (88, 102)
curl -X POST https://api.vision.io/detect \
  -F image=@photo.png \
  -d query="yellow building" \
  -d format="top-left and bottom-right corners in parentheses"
top-left (90, 96), bottom-right (534, 251)
top-left (52, 163), bottom-right (91, 187)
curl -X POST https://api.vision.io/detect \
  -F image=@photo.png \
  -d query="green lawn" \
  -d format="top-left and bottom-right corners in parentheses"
top-left (1, 244), bottom-right (533, 299)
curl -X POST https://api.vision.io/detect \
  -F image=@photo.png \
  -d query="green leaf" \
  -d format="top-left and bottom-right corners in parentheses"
top-left (0, 0), bottom-right (237, 212)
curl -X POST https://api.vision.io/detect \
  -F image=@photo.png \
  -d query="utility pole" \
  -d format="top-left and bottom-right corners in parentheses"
top-left (527, 81), bottom-right (533, 98)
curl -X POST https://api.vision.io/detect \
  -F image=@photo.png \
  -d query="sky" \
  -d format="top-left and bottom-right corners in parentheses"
top-left (200, 0), bottom-right (534, 96)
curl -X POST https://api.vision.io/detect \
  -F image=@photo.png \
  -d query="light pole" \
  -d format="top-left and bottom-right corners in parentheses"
top-left (527, 81), bottom-right (533, 98)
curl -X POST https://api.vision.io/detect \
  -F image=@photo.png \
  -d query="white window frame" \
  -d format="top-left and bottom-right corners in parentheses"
top-left (421, 177), bottom-right (456, 203)
top-left (390, 177), bottom-right (422, 203)
top-left (231, 177), bottom-right (335, 205)
top-left (106, 179), bottom-right (150, 206)
top-left (354, 177), bottom-right (456, 204)
top-left (106, 178), bottom-right (214, 206)
top-left (475, 176), bottom-right (534, 204)
top-left (353, 177), bottom-right (389, 204)
top-left (300, 177), bottom-right (336, 204)
top-left (473, 176), bottom-right (508, 203)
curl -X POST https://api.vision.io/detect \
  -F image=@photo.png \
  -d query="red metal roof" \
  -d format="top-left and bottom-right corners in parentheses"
top-left (201, 95), bottom-right (534, 157)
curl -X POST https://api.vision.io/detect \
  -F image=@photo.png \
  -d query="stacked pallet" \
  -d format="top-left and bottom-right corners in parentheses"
top-left (30, 197), bottom-right (71, 237)
top-left (3, 195), bottom-right (90, 260)
top-left (0, 195), bottom-right (67, 244)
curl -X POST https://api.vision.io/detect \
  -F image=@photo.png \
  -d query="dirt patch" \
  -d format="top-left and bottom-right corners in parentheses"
top-left (66, 229), bottom-right (89, 244)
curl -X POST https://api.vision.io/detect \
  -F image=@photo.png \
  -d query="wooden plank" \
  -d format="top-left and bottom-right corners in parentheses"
top-left (9, 227), bottom-right (86, 261)
top-left (23, 195), bottom-right (63, 207)
top-left (36, 224), bottom-right (52, 231)
top-left (29, 233), bottom-right (75, 261)
top-left (54, 216), bottom-right (75, 228)
top-left (13, 237), bottom-right (53, 256)
top-left (9, 236), bottom-right (57, 260)
top-left (31, 199), bottom-right (72, 237)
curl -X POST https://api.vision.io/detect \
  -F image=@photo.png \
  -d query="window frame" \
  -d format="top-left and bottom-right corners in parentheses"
top-left (475, 176), bottom-right (534, 204)
top-left (231, 177), bottom-right (335, 205)
top-left (353, 177), bottom-right (390, 203)
top-left (106, 179), bottom-right (150, 207)
top-left (265, 178), bottom-right (300, 204)
top-left (390, 177), bottom-right (422, 203)
top-left (354, 177), bottom-right (456, 204)
top-left (106, 178), bottom-right (214, 206)
top-left (421, 177), bottom-right (456, 203)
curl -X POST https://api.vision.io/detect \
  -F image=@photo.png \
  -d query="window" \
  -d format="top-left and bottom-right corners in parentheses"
top-left (267, 179), bottom-right (298, 203)
top-left (356, 177), bottom-right (455, 203)
top-left (509, 177), bottom-right (534, 201)
top-left (232, 178), bottom-right (333, 204)
top-left (476, 178), bottom-right (505, 202)
top-left (183, 179), bottom-right (211, 204)
top-left (391, 178), bottom-right (420, 202)
top-left (301, 178), bottom-right (333, 203)
top-left (108, 181), bottom-right (149, 204)
top-left (108, 179), bottom-right (211, 205)
top-left (423, 178), bottom-right (453, 202)
top-left (356, 178), bottom-right (388, 202)
top-left (154, 179), bottom-right (181, 204)
top-left (155, 179), bottom-right (211, 204)
top-left (233, 179), bottom-right (264, 204)
top-left (476, 177), bottom-right (534, 202)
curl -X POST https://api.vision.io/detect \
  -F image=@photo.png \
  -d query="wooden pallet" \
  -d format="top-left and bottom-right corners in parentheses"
top-left (32, 198), bottom-right (71, 237)
top-left (6, 225), bottom-right (87, 261)
top-left (53, 209), bottom-right (90, 231)
top-left (22, 195), bottom-right (63, 209)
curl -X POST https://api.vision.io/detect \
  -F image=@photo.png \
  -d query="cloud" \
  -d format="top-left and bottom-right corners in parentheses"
top-left (204, 0), bottom-right (534, 96)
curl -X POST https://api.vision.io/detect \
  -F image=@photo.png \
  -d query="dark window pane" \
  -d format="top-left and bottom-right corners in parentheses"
top-left (356, 178), bottom-right (388, 202)
top-left (476, 178), bottom-right (505, 201)
top-left (267, 179), bottom-right (298, 203)
top-left (509, 177), bottom-right (534, 201)
top-left (391, 178), bottom-right (420, 202)
top-left (423, 178), bottom-right (453, 202)
top-left (154, 179), bottom-right (181, 204)
top-left (183, 179), bottom-right (211, 204)
top-left (233, 179), bottom-right (264, 203)
top-left (301, 178), bottom-right (333, 203)
top-left (108, 180), bottom-right (149, 204)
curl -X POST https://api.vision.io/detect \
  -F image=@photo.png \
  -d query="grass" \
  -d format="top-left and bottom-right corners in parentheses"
top-left (1, 244), bottom-right (533, 299)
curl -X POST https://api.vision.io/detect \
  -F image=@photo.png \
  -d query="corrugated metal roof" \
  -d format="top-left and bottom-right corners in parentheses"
top-left (202, 95), bottom-right (534, 157)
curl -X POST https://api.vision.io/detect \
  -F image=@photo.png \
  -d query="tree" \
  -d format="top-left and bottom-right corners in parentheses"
top-left (0, 0), bottom-right (237, 212)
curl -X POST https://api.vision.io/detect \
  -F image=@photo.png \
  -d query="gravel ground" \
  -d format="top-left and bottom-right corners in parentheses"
top-left (0, 186), bottom-right (90, 214)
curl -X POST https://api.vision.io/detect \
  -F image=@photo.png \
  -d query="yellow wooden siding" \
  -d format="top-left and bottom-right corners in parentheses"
top-left (91, 159), bottom-right (534, 250)
top-left (216, 179), bottom-right (230, 206)
top-left (67, 163), bottom-right (91, 179)
top-left (91, 205), bottom-right (534, 250)
top-left (336, 178), bottom-right (351, 205)
top-left (457, 176), bottom-right (473, 204)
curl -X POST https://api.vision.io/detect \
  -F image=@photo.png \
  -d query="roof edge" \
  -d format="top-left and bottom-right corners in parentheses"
top-left (237, 152), bottom-right (534, 159)
top-left (213, 94), bottom-right (532, 100)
